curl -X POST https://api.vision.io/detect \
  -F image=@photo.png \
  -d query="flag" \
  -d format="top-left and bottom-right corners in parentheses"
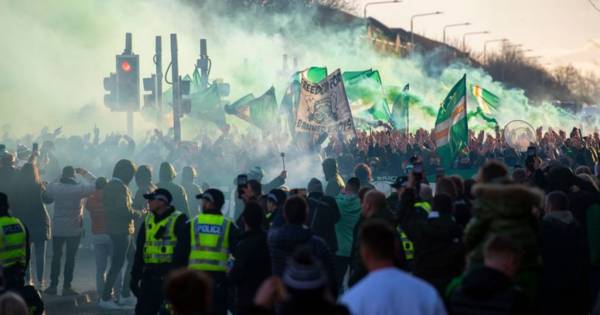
top-left (225, 93), bottom-right (255, 121)
top-left (471, 84), bottom-right (500, 114)
top-left (294, 67), bottom-right (328, 84)
top-left (248, 87), bottom-right (279, 130)
top-left (435, 75), bottom-right (468, 168)
top-left (343, 70), bottom-right (391, 123)
top-left (225, 88), bottom-right (278, 130)
top-left (390, 83), bottom-right (410, 131)
top-left (189, 84), bottom-right (225, 126)
top-left (295, 69), bottom-right (356, 142)
top-left (469, 84), bottom-right (499, 127)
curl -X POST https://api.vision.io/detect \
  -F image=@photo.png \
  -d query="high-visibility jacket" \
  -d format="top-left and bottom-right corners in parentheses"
top-left (0, 216), bottom-right (27, 268)
top-left (415, 201), bottom-right (432, 213)
top-left (143, 211), bottom-right (182, 264)
top-left (189, 214), bottom-right (231, 272)
top-left (397, 226), bottom-right (414, 261)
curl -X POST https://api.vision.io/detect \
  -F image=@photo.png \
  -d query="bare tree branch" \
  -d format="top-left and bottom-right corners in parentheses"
top-left (589, 0), bottom-right (600, 12)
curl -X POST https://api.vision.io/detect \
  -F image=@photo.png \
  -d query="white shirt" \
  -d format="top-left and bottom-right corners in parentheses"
top-left (341, 267), bottom-right (447, 315)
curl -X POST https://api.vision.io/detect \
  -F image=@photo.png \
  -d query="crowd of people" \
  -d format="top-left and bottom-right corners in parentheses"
top-left (0, 123), bottom-right (599, 315)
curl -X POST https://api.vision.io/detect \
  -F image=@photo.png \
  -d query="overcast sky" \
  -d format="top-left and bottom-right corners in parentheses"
top-left (355, 0), bottom-right (600, 74)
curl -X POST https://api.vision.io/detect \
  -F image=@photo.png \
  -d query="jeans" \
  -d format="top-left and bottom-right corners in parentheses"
top-left (121, 241), bottom-right (135, 298)
top-left (334, 255), bottom-right (351, 295)
top-left (49, 235), bottom-right (81, 289)
top-left (101, 234), bottom-right (130, 301)
top-left (92, 234), bottom-right (124, 295)
top-left (25, 240), bottom-right (47, 286)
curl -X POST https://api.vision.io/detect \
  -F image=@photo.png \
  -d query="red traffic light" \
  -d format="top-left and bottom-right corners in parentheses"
top-left (120, 61), bottom-right (132, 73)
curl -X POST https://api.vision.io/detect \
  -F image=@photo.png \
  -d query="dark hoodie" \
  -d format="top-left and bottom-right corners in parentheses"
top-left (406, 211), bottom-right (465, 294)
top-left (158, 162), bottom-right (190, 217)
top-left (449, 266), bottom-right (529, 315)
top-left (267, 224), bottom-right (336, 293)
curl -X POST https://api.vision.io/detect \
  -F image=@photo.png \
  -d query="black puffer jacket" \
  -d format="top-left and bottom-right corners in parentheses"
top-left (267, 224), bottom-right (336, 292)
top-left (307, 192), bottom-right (340, 253)
top-left (404, 212), bottom-right (465, 293)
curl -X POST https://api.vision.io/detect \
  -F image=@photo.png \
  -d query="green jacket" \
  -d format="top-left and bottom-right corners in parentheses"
top-left (334, 193), bottom-right (362, 257)
top-left (465, 183), bottom-right (542, 270)
top-left (103, 178), bottom-right (135, 235)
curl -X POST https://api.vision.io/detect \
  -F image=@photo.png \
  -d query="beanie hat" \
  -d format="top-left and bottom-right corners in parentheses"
top-left (307, 178), bottom-right (323, 194)
top-left (282, 248), bottom-right (327, 290)
top-left (248, 166), bottom-right (265, 181)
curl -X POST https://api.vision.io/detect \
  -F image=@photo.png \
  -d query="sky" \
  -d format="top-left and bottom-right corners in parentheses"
top-left (355, 0), bottom-right (600, 74)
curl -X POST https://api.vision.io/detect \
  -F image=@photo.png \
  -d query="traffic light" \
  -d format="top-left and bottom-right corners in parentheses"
top-left (180, 77), bottom-right (192, 114)
top-left (103, 73), bottom-right (117, 108)
top-left (116, 54), bottom-right (140, 111)
top-left (142, 74), bottom-right (157, 108)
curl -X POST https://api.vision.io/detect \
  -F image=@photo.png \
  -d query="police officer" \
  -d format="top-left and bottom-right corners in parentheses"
top-left (0, 192), bottom-right (44, 315)
top-left (189, 189), bottom-right (237, 315)
top-left (130, 188), bottom-right (190, 315)
top-left (0, 192), bottom-right (28, 290)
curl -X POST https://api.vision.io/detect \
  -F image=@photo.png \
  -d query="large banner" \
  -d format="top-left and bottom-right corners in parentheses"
top-left (295, 69), bottom-right (356, 141)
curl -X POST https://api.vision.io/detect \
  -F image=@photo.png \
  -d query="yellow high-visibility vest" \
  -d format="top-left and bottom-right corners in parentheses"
top-left (143, 211), bottom-right (182, 264)
top-left (0, 216), bottom-right (27, 268)
top-left (415, 201), bottom-right (432, 213)
top-left (189, 214), bottom-right (231, 272)
top-left (397, 226), bottom-right (414, 261)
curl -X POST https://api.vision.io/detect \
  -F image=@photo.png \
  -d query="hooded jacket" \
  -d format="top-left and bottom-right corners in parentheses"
top-left (103, 159), bottom-right (136, 235)
top-left (334, 193), bottom-right (362, 258)
top-left (267, 224), bottom-right (336, 293)
top-left (465, 184), bottom-right (542, 270)
top-left (157, 162), bottom-right (190, 217)
top-left (322, 159), bottom-right (345, 198)
top-left (450, 266), bottom-right (529, 315)
top-left (406, 212), bottom-right (465, 293)
top-left (539, 211), bottom-right (590, 315)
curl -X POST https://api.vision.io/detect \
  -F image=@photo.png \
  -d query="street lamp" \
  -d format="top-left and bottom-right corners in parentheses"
top-left (410, 11), bottom-right (443, 45)
top-left (483, 38), bottom-right (507, 61)
top-left (364, 0), bottom-right (403, 19)
top-left (443, 22), bottom-right (470, 43)
top-left (462, 31), bottom-right (489, 51)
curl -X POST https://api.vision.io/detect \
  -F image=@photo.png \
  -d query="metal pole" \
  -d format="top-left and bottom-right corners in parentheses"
top-left (127, 112), bottom-right (133, 137)
top-left (410, 18), bottom-right (414, 46)
top-left (124, 33), bottom-right (132, 55)
top-left (125, 32), bottom-right (133, 136)
top-left (199, 39), bottom-right (209, 90)
top-left (483, 39), bottom-right (506, 63)
top-left (170, 34), bottom-right (181, 142)
top-left (410, 12), bottom-right (443, 47)
top-left (442, 22), bottom-right (470, 44)
top-left (155, 36), bottom-right (162, 126)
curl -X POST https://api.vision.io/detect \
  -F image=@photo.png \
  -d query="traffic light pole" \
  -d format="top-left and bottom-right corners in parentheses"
top-left (125, 33), bottom-right (134, 137)
top-left (170, 34), bottom-right (181, 142)
top-left (155, 36), bottom-right (163, 127)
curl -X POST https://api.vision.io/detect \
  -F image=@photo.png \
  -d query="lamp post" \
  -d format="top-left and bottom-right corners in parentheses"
top-left (363, 0), bottom-right (404, 33)
top-left (364, 0), bottom-right (403, 19)
top-left (410, 11), bottom-right (443, 45)
top-left (483, 38), bottom-right (507, 62)
top-left (442, 22), bottom-right (470, 43)
top-left (462, 30), bottom-right (489, 51)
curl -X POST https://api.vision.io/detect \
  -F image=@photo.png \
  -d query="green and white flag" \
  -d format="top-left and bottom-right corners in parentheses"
top-left (471, 84), bottom-right (500, 115)
top-left (469, 84), bottom-right (499, 127)
top-left (343, 70), bottom-right (390, 123)
top-left (390, 83), bottom-right (410, 132)
top-left (224, 88), bottom-right (278, 130)
top-left (435, 75), bottom-right (468, 168)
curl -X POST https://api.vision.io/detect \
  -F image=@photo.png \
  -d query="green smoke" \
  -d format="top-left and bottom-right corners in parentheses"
top-left (0, 0), bottom-right (591, 137)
